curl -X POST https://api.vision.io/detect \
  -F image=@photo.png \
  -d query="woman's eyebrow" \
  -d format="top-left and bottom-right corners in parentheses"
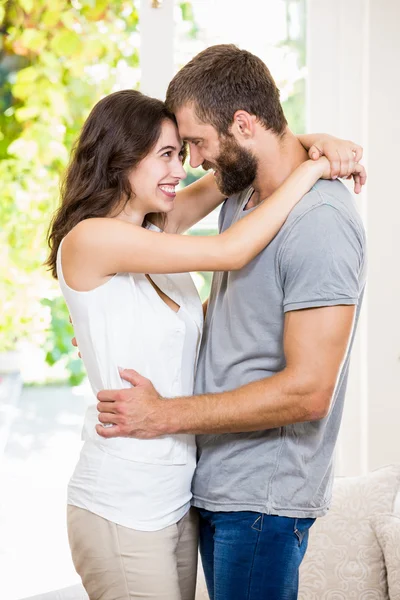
top-left (157, 145), bottom-right (177, 153)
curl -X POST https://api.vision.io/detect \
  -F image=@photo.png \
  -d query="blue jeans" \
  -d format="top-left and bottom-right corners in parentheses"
top-left (198, 509), bottom-right (315, 600)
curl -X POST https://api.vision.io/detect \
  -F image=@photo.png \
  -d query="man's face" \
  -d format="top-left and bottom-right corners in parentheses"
top-left (176, 105), bottom-right (258, 196)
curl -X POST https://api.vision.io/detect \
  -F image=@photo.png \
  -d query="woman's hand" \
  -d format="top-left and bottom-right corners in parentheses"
top-left (311, 156), bottom-right (367, 190)
top-left (298, 133), bottom-right (366, 194)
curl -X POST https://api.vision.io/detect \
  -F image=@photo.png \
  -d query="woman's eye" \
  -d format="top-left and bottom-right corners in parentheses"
top-left (162, 151), bottom-right (172, 158)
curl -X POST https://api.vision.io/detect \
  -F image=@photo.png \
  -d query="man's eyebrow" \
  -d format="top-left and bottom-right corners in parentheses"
top-left (182, 136), bottom-right (202, 142)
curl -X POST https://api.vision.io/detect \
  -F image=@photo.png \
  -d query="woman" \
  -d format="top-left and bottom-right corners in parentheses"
top-left (46, 89), bottom-right (363, 600)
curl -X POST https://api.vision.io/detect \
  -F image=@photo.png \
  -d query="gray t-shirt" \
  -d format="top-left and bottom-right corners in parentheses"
top-left (192, 179), bottom-right (367, 518)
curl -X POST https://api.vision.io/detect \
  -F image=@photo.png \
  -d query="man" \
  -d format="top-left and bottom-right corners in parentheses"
top-left (95, 45), bottom-right (367, 599)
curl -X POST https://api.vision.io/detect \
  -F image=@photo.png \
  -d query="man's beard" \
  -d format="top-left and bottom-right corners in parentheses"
top-left (203, 136), bottom-right (258, 197)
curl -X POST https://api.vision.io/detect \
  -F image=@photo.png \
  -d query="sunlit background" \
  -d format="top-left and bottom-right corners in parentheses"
top-left (1, 0), bottom-right (306, 386)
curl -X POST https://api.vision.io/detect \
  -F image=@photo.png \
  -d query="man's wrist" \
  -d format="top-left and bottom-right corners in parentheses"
top-left (159, 397), bottom-right (184, 435)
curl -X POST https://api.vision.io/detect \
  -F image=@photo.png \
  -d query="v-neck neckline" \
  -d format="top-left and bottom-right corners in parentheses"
top-left (242, 187), bottom-right (257, 212)
top-left (145, 274), bottom-right (181, 315)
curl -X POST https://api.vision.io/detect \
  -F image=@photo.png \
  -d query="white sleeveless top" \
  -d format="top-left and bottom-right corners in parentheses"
top-left (56, 224), bottom-right (203, 531)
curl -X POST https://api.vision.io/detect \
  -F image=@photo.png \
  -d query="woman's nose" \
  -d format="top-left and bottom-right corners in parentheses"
top-left (172, 160), bottom-right (187, 181)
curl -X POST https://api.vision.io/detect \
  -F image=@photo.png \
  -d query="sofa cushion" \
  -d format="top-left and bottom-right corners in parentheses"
top-left (299, 464), bottom-right (400, 599)
top-left (371, 513), bottom-right (400, 600)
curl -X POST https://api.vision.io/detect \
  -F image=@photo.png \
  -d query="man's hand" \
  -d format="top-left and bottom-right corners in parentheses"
top-left (307, 134), bottom-right (365, 194)
top-left (96, 369), bottom-right (167, 439)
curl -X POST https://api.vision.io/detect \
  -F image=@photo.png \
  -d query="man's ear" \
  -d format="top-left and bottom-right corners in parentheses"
top-left (231, 110), bottom-right (256, 139)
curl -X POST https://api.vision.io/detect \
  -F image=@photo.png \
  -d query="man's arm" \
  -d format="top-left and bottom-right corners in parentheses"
top-left (170, 304), bottom-right (356, 433)
top-left (95, 303), bottom-right (355, 438)
top-left (96, 200), bottom-right (364, 439)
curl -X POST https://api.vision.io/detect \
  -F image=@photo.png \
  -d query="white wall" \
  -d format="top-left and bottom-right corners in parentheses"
top-left (139, 0), bottom-right (175, 99)
top-left (308, 0), bottom-right (400, 475)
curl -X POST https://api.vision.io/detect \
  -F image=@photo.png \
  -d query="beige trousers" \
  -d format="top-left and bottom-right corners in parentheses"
top-left (67, 505), bottom-right (199, 600)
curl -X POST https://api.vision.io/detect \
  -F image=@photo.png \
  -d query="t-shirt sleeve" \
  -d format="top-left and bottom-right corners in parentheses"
top-left (278, 203), bottom-right (364, 312)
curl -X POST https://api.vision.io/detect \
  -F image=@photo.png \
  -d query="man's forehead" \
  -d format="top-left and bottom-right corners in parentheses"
top-left (175, 106), bottom-right (216, 140)
top-left (175, 104), bottom-right (198, 122)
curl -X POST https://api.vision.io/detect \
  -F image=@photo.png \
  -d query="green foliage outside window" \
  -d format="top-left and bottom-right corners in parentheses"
top-left (0, 0), bottom-right (140, 383)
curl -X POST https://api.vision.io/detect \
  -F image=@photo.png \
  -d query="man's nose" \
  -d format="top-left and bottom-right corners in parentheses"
top-left (189, 146), bottom-right (203, 169)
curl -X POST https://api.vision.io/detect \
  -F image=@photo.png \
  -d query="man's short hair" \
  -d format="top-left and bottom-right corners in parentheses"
top-left (166, 44), bottom-right (287, 136)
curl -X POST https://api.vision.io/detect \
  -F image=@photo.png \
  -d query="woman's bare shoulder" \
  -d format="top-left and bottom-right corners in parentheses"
top-left (66, 217), bottom-right (115, 239)
top-left (61, 219), bottom-right (132, 290)
top-left (64, 217), bottom-right (139, 251)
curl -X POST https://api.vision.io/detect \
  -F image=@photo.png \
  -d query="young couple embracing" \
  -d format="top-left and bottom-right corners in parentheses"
top-left (47, 44), bottom-right (366, 600)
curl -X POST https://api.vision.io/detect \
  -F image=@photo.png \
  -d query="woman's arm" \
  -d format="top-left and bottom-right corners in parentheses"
top-left (63, 158), bottom-right (365, 289)
top-left (165, 135), bottom-right (365, 235)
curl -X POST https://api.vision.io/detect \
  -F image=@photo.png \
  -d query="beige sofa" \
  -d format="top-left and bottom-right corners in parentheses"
top-left (298, 464), bottom-right (400, 600)
top-left (25, 465), bottom-right (400, 600)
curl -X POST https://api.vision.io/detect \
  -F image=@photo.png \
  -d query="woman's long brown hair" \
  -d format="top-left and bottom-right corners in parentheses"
top-left (46, 89), bottom-right (179, 279)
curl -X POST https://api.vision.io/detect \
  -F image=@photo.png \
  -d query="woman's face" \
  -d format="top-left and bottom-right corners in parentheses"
top-left (128, 119), bottom-right (187, 215)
